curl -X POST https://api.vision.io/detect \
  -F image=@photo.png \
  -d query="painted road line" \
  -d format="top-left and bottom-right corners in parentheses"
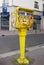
top-left (0, 45), bottom-right (44, 58)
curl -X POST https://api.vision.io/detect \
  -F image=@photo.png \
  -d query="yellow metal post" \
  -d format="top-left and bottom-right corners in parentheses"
top-left (17, 29), bottom-right (29, 64)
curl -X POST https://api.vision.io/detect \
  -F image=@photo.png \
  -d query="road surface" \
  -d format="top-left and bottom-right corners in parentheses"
top-left (0, 34), bottom-right (44, 53)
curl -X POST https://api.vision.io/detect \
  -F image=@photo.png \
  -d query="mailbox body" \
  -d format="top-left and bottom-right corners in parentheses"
top-left (12, 7), bottom-right (34, 29)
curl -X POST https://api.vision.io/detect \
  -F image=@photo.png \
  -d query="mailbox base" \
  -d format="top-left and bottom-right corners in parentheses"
top-left (17, 58), bottom-right (29, 64)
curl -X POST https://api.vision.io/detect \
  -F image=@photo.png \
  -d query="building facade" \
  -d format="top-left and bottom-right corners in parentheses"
top-left (0, 0), bottom-right (44, 31)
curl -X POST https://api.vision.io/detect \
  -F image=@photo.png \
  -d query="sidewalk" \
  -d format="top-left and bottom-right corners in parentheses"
top-left (0, 30), bottom-right (18, 36)
top-left (0, 45), bottom-right (44, 65)
top-left (0, 30), bottom-right (44, 36)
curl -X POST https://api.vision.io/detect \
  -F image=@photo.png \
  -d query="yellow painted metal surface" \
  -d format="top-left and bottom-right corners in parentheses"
top-left (15, 7), bottom-right (34, 29)
top-left (17, 29), bottom-right (29, 64)
top-left (12, 7), bottom-right (34, 64)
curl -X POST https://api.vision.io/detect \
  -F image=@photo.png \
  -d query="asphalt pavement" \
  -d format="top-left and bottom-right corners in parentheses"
top-left (0, 45), bottom-right (44, 65)
top-left (0, 34), bottom-right (44, 53)
top-left (0, 30), bottom-right (44, 65)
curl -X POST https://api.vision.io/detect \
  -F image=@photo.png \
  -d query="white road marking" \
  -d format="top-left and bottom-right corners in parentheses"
top-left (0, 45), bottom-right (44, 58)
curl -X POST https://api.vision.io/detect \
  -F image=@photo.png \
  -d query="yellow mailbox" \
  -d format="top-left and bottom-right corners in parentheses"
top-left (12, 7), bottom-right (34, 64)
top-left (15, 7), bottom-right (34, 29)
